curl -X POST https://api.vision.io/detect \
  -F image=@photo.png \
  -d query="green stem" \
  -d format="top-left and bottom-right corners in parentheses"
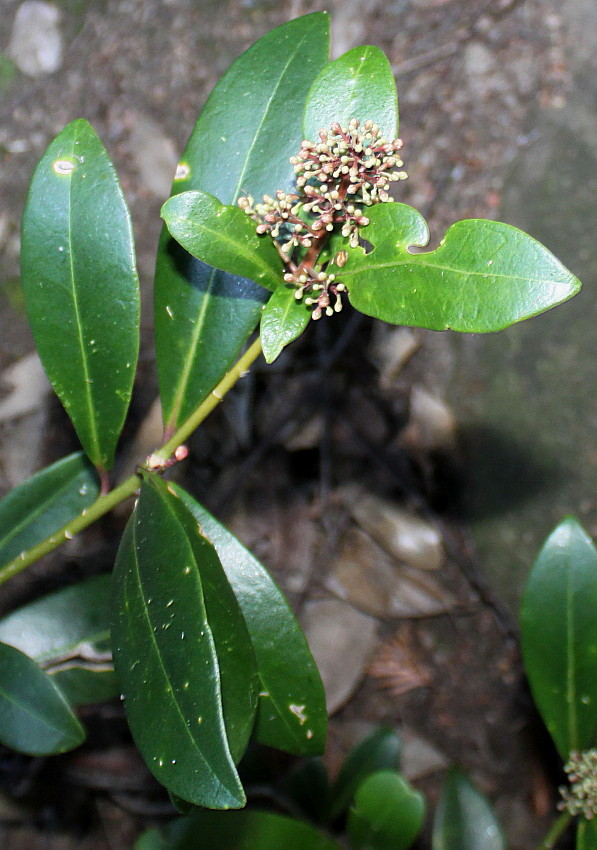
top-left (538, 812), bottom-right (573, 849)
top-left (0, 336), bottom-right (264, 588)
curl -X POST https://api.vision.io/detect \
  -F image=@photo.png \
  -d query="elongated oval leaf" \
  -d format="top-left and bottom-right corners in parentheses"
top-left (330, 727), bottom-right (401, 820)
top-left (173, 485), bottom-right (327, 756)
top-left (260, 284), bottom-right (311, 363)
top-left (432, 768), bottom-right (506, 850)
top-left (161, 191), bottom-right (282, 291)
top-left (0, 574), bottom-right (116, 706)
top-left (148, 475), bottom-right (258, 762)
top-left (304, 45), bottom-right (398, 141)
top-left (111, 476), bottom-right (258, 808)
top-left (154, 13), bottom-right (330, 432)
top-left (0, 452), bottom-right (99, 570)
top-left (338, 203), bottom-right (581, 332)
top-left (21, 119), bottom-right (140, 470)
top-left (347, 770), bottom-right (425, 850)
top-left (521, 518), bottom-right (597, 757)
top-left (135, 810), bottom-right (342, 850)
top-left (0, 641), bottom-right (85, 755)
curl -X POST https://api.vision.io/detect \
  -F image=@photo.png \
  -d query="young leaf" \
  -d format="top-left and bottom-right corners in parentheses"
top-left (173, 485), bottom-right (327, 756)
top-left (111, 475), bottom-right (258, 808)
top-left (577, 818), bottom-right (597, 849)
top-left (161, 191), bottom-right (283, 291)
top-left (304, 45), bottom-right (398, 141)
top-left (0, 452), bottom-right (99, 570)
top-left (20, 119), bottom-right (140, 470)
top-left (520, 518), bottom-right (597, 757)
top-left (347, 770), bottom-right (425, 850)
top-left (432, 768), bottom-right (506, 850)
top-left (337, 204), bottom-right (581, 332)
top-left (154, 13), bottom-right (330, 432)
top-left (0, 574), bottom-right (116, 706)
top-left (0, 641), bottom-right (85, 755)
top-left (329, 727), bottom-right (401, 821)
top-left (260, 284), bottom-right (311, 363)
top-left (134, 810), bottom-right (342, 850)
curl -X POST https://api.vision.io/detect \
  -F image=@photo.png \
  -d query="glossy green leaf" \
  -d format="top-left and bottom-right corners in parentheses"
top-left (135, 810), bottom-right (342, 850)
top-left (337, 204), bottom-right (582, 332)
top-left (330, 727), bottom-right (401, 821)
top-left (154, 13), bottom-right (330, 432)
top-left (173, 486), bottom-right (327, 756)
top-left (432, 768), bottom-right (506, 850)
top-left (155, 477), bottom-right (259, 762)
top-left (304, 45), bottom-right (398, 141)
top-left (111, 474), bottom-right (259, 808)
top-left (260, 284), bottom-right (311, 363)
top-left (0, 641), bottom-right (85, 755)
top-left (577, 817), bottom-right (597, 849)
top-left (521, 518), bottom-right (597, 758)
top-left (21, 119), bottom-right (140, 470)
top-left (0, 574), bottom-right (116, 706)
top-left (347, 770), bottom-right (425, 850)
top-left (161, 191), bottom-right (283, 291)
top-left (0, 452), bottom-right (99, 570)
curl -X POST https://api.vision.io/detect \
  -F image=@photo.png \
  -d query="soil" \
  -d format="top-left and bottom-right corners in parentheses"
top-left (0, 1), bottom-right (584, 847)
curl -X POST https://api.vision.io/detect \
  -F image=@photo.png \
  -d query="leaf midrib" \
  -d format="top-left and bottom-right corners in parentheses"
top-left (66, 126), bottom-right (102, 464)
top-left (187, 217), bottom-right (279, 285)
top-left (346, 255), bottom-right (574, 287)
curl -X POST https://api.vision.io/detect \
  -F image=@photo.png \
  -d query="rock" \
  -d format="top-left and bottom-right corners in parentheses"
top-left (402, 385), bottom-right (457, 452)
top-left (464, 41), bottom-right (508, 98)
top-left (371, 325), bottom-right (420, 389)
top-left (301, 598), bottom-right (377, 714)
top-left (326, 526), bottom-right (454, 618)
top-left (340, 486), bottom-right (444, 570)
top-left (401, 727), bottom-right (448, 779)
top-left (125, 112), bottom-right (179, 199)
top-left (8, 2), bottom-right (64, 78)
top-left (0, 353), bottom-right (51, 422)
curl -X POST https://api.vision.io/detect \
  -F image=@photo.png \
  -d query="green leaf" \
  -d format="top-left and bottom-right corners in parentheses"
top-left (260, 284), bottom-right (311, 363)
top-left (330, 727), bottom-right (401, 821)
top-left (111, 475), bottom-right (259, 809)
top-left (0, 452), bottom-right (99, 570)
top-left (432, 768), bottom-right (506, 850)
top-left (347, 770), bottom-right (425, 850)
top-left (0, 641), bottom-right (85, 755)
top-left (173, 486), bottom-right (327, 756)
top-left (134, 810), bottom-right (342, 850)
top-left (20, 119), bottom-right (140, 470)
top-left (520, 518), bottom-right (597, 757)
top-left (161, 190), bottom-right (283, 291)
top-left (0, 574), bottom-right (116, 706)
top-left (154, 13), bottom-right (330, 432)
top-left (337, 204), bottom-right (582, 332)
top-left (153, 477), bottom-right (259, 763)
top-left (281, 758), bottom-right (331, 824)
top-left (304, 45), bottom-right (398, 141)
top-left (577, 817), bottom-right (597, 849)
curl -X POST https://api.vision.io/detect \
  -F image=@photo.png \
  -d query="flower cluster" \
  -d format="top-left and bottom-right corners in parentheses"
top-left (238, 119), bottom-right (407, 319)
top-left (558, 749), bottom-right (597, 820)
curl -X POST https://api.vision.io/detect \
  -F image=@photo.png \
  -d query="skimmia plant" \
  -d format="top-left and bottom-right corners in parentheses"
top-left (0, 12), bottom-right (589, 849)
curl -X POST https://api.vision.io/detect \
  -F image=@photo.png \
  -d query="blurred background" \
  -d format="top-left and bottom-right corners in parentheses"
top-left (0, 1), bottom-right (595, 847)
